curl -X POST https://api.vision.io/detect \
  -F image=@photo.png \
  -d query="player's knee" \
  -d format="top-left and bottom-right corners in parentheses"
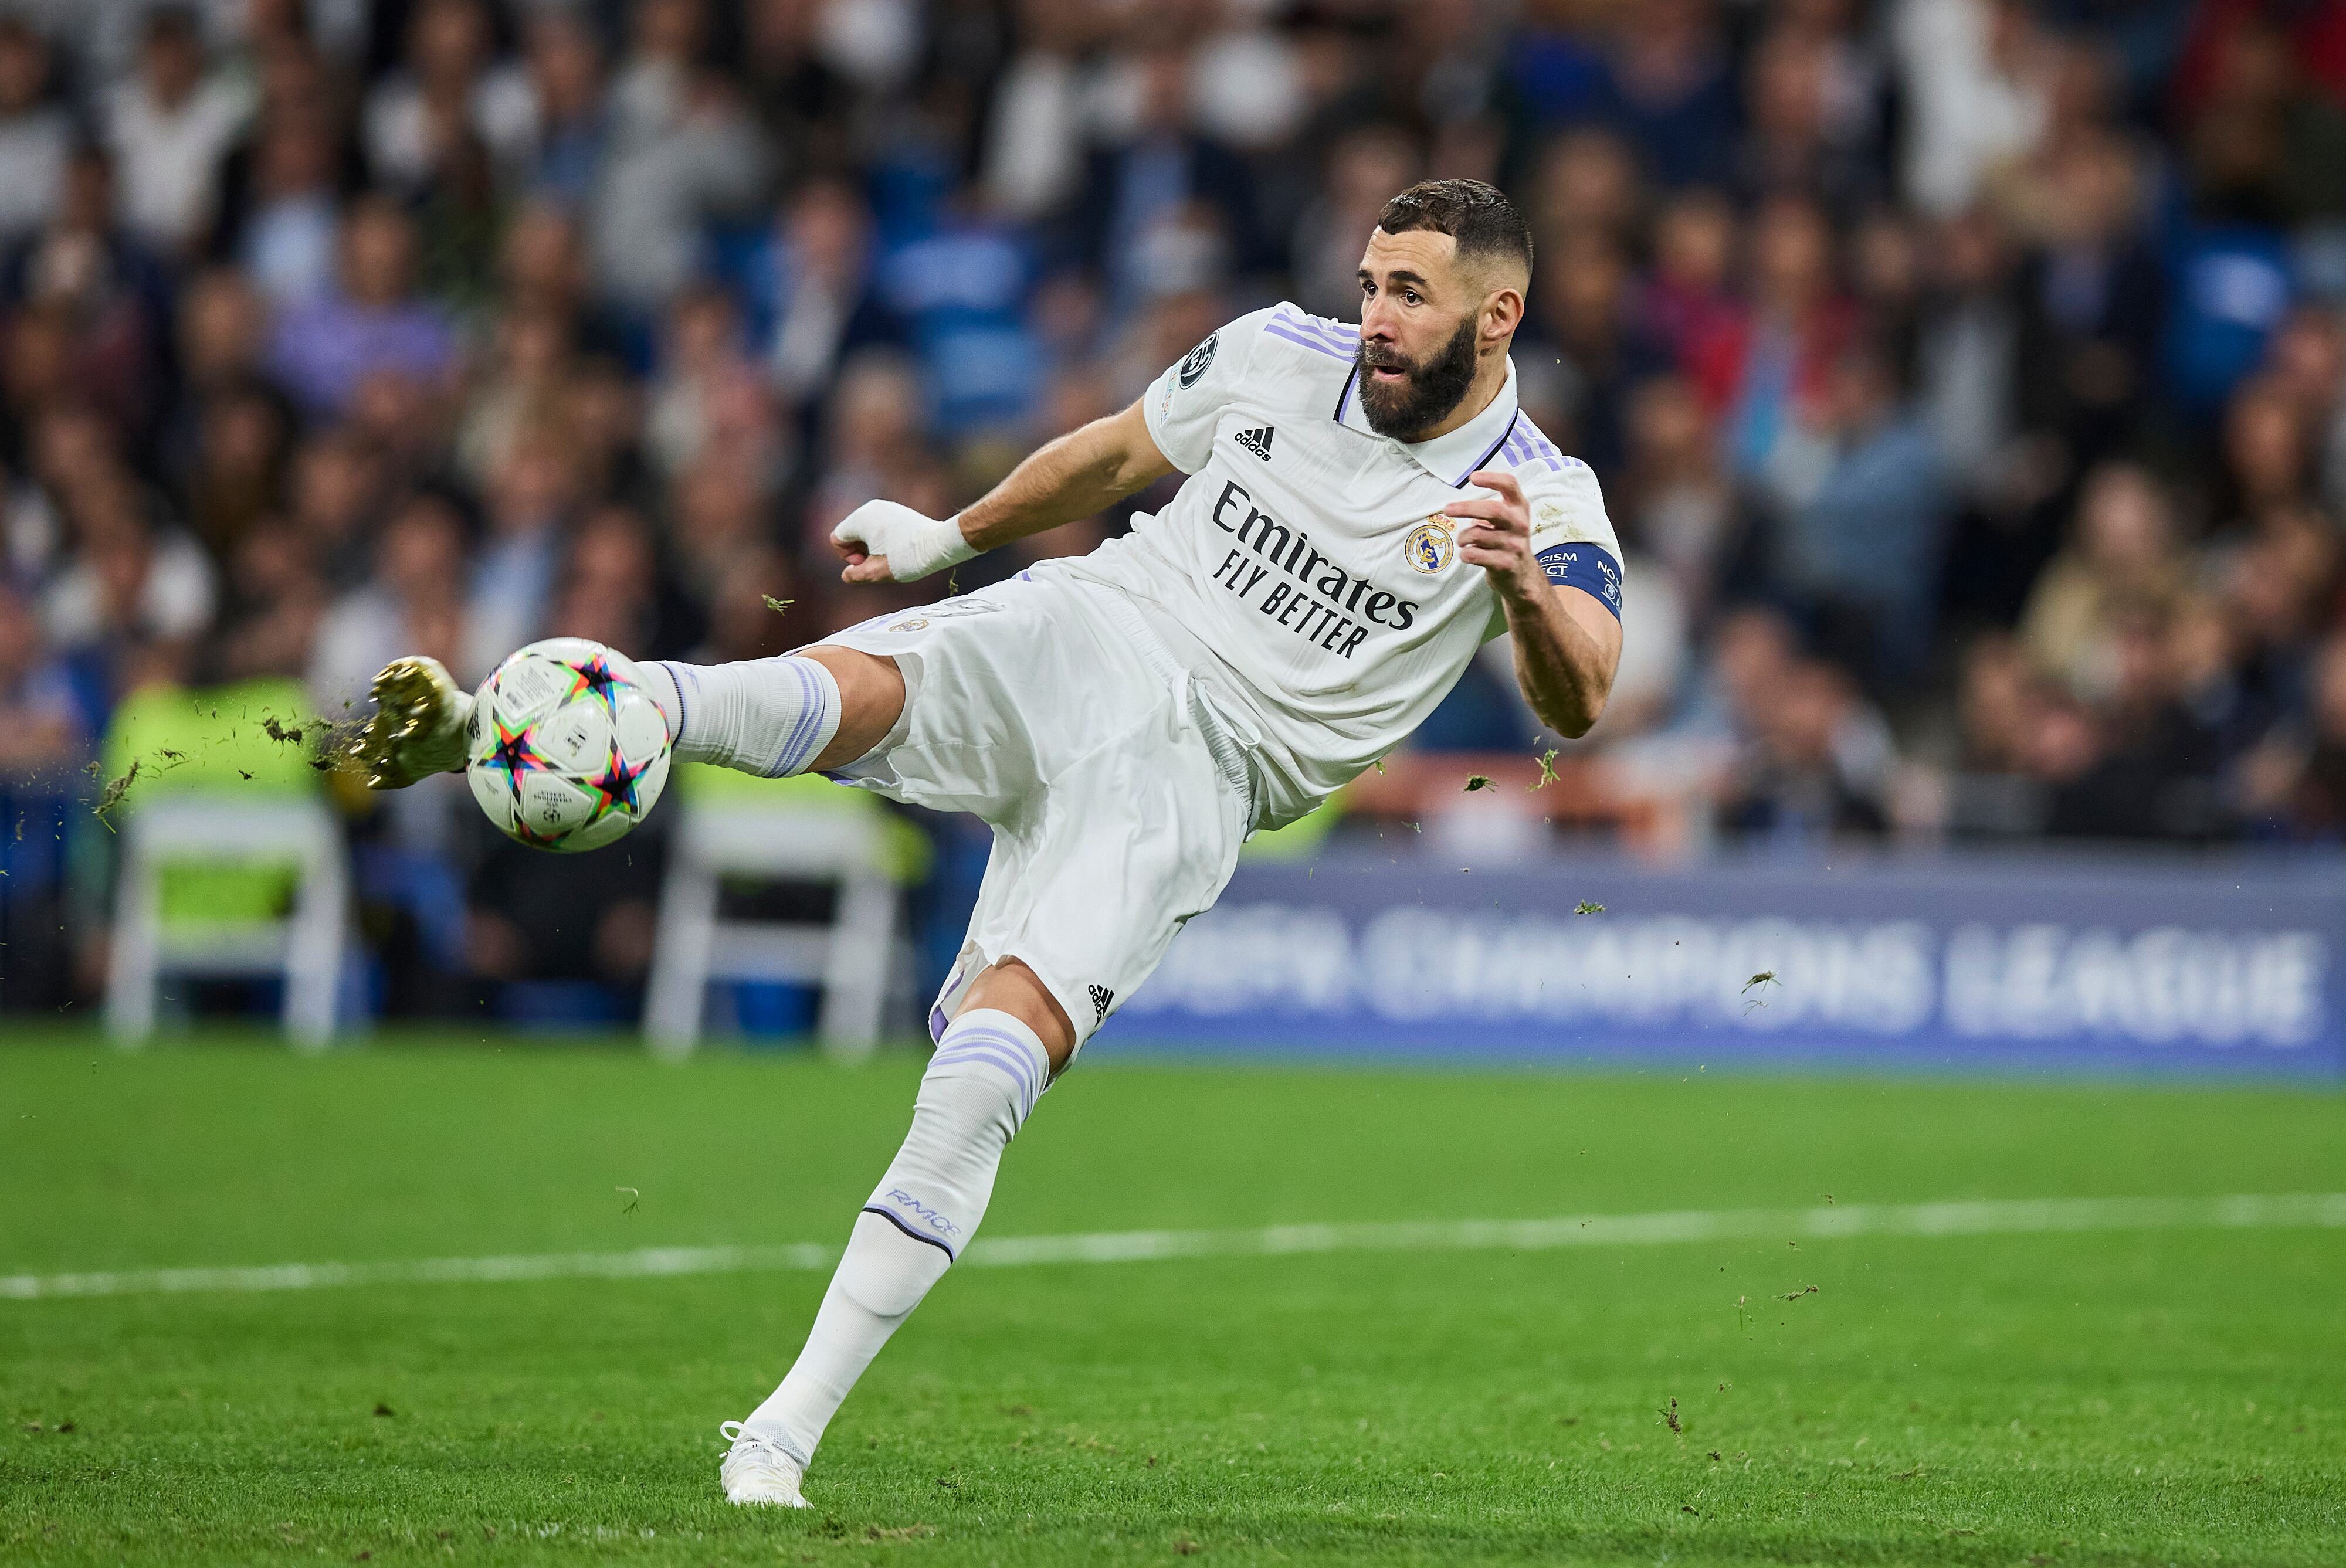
top-left (960, 961), bottom-right (1077, 1070)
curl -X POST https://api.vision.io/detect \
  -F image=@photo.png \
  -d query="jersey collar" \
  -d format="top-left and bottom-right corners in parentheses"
top-left (1332, 354), bottom-right (1521, 488)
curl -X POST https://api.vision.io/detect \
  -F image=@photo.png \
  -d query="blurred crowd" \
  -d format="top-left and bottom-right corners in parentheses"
top-left (4, 0), bottom-right (2346, 1012)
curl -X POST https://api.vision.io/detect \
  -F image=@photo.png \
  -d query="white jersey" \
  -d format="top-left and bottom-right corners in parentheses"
top-left (1044, 303), bottom-right (1625, 829)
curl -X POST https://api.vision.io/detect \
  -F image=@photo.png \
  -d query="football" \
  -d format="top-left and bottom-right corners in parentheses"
top-left (465, 638), bottom-right (672, 853)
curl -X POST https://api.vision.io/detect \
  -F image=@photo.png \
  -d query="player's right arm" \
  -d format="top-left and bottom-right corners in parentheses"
top-left (832, 313), bottom-right (1269, 585)
top-left (830, 401), bottom-right (1173, 585)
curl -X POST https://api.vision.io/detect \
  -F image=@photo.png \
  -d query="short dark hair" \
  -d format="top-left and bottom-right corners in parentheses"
top-left (1375, 179), bottom-right (1533, 280)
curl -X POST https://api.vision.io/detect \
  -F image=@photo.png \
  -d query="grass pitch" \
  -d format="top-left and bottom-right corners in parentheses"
top-left (2, 1034), bottom-right (2341, 1566)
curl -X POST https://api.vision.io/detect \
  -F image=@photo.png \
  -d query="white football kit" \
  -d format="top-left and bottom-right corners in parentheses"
top-left (821, 303), bottom-right (1625, 1048)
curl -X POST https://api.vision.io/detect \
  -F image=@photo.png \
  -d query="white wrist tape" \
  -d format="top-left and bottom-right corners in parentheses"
top-left (889, 512), bottom-right (977, 582)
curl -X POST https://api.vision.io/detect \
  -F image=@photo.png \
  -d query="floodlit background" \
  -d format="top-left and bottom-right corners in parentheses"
top-left (0, 0), bottom-right (2338, 1068)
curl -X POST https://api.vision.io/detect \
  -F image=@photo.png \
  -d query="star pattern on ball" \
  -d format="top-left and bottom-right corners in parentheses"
top-left (478, 715), bottom-right (554, 800)
top-left (563, 654), bottom-right (626, 721)
top-left (582, 742), bottom-right (653, 822)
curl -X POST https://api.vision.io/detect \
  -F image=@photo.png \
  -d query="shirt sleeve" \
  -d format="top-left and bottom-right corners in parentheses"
top-left (1141, 308), bottom-right (1272, 474)
top-left (1526, 463), bottom-right (1625, 621)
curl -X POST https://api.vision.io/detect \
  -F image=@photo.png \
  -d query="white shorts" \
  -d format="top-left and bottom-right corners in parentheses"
top-left (821, 572), bottom-right (1255, 1051)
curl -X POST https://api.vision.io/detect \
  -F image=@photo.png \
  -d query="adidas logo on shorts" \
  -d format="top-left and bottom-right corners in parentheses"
top-left (1234, 425), bottom-right (1274, 461)
top-left (1088, 984), bottom-right (1116, 1025)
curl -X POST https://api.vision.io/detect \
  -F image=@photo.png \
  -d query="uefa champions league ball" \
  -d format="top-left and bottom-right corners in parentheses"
top-left (465, 638), bottom-right (673, 853)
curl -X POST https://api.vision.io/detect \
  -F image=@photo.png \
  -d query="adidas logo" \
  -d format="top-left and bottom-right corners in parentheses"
top-left (1088, 983), bottom-right (1116, 1025)
top-left (1235, 425), bottom-right (1274, 460)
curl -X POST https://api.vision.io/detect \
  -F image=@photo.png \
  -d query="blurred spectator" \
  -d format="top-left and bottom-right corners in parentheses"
top-left (1619, 374), bottom-right (1744, 616)
top-left (646, 284), bottom-right (784, 482)
top-left (42, 471), bottom-right (216, 673)
top-left (0, 578), bottom-right (85, 776)
top-left (2250, 631), bottom-right (2346, 837)
top-left (269, 196), bottom-right (456, 418)
top-left (1076, 42), bottom-right (1260, 303)
top-left (1736, 26), bottom-right (1881, 220)
top-left (4, 146), bottom-right (175, 442)
top-left (981, 0), bottom-right (1099, 223)
top-left (311, 490), bottom-right (468, 717)
top-left (1530, 230), bottom-right (1672, 478)
top-left (211, 517), bottom-right (324, 683)
top-left (2214, 373), bottom-right (2316, 527)
top-left (465, 423), bottom-right (575, 681)
top-left (0, 19), bottom-right (69, 243)
top-left (1891, 0), bottom-right (2055, 217)
top-left (228, 103), bottom-right (345, 307)
top-left (1528, 128), bottom-right (1642, 252)
top-left (739, 178), bottom-right (904, 410)
top-left (1591, 0), bottom-right (1738, 189)
top-left (1763, 340), bottom-right (1954, 682)
top-left (521, 9), bottom-right (607, 207)
top-left (1697, 195), bottom-right (1856, 473)
top-left (2010, 127), bottom-right (2162, 478)
top-left (362, 0), bottom-right (534, 196)
top-left (287, 426), bottom-right (383, 590)
top-left (103, 6), bottom-right (253, 256)
top-left (1719, 654), bottom-right (1896, 837)
top-left (1915, 209), bottom-right (2020, 503)
top-left (2263, 307), bottom-right (2346, 513)
top-left (184, 377), bottom-right (294, 559)
top-left (1291, 124), bottom-right (1419, 321)
top-left (1638, 188), bottom-right (1740, 366)
top-left (591, 4), bottom-right (769, 314)
top-left (2019, 463), bottom-right (2186, 700)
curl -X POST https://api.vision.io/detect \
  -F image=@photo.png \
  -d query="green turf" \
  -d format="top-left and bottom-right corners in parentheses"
top-left (2, 1032), bottom-right (2341, 1566)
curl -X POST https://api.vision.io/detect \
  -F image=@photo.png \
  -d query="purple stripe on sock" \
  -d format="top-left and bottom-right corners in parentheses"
top-left (860, 1203), bottom-right (958, 1262)
top-left (768, 658), bottom-right (818, 776)
top-left (786, 659), bottom-right (823, 772)
top-left (1263, 323), bottom-right (1354, 361)
top-left (785, 657), bottom-right (828, 772)
top-left (652, 661), bottom-right (689, 743)
top-left (928, 1001), bottom-right (948, 1044)
top-left (933, 1052), bottom-right (1041, 1118)
top-left (935, 1037), bottom-right (1041, 1092)
top-left (935, 1036), bottom-right (1043, 1101)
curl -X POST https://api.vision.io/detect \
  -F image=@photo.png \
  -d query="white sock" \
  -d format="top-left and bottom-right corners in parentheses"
top-left (640, 656), bottom-right (842, 776)
top-left (743, 1010), bottom-right (1050, 1465)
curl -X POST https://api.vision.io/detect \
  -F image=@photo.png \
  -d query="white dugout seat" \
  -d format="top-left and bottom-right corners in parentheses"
top-left (106, 797), bottom-right (350, 1049)
top-left (643, 778), bottom-right (911, 1058)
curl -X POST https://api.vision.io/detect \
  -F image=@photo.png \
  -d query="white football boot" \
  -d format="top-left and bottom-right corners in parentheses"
top-left (351, 656), bottom-right (473, 789)
top-left (718, 1421), bottom-right (811, 1507)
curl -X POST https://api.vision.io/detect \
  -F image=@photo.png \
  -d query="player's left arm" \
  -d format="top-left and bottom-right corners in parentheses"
top-left (1446, 468), bottom-right (1623, 739)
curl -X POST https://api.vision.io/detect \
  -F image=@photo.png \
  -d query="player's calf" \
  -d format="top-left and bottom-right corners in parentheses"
top-left (723, 1009), bottom-right (1050, 1497)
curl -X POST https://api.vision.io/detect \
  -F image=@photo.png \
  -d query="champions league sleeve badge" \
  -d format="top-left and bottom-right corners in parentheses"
top-left (1177, 331), bottom-right (1219, 389)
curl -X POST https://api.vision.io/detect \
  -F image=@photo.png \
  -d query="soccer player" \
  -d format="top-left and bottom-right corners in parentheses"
top-left (354, 179), bottom-right (1624, 1505)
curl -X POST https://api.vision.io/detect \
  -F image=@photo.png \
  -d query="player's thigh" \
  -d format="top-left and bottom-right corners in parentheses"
top-left (994, 722), bottom-right (1250, 1049)
top-left (818, 581), bottom-right (1164, 823)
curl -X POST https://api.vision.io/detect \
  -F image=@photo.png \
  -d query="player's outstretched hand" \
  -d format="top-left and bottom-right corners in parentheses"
top-left (830, 500), bottom-right (977, 585)
top-left (1445, 469), bottom-right (1541, 599)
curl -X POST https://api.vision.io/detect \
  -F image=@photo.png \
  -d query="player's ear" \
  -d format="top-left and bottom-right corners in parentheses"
top-left (1480, 284), bottom-right (1524, 345)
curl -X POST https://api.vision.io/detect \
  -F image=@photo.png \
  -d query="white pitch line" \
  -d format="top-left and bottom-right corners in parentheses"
top-left (4, 1194), bottom-right (2341, 1303)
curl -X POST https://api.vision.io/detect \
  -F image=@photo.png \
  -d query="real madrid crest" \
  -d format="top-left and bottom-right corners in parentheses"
top-left (1405, 517), bottom-right (1454, 574)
